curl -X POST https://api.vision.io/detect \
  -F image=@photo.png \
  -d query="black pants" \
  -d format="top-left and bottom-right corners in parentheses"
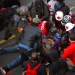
top-left (19, 47), bottom-right (34, 68)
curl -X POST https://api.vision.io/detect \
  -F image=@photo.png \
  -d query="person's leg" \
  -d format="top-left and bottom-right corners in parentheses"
top-left (7, 55), bottom-right (21, 69)
top-left (21, 53), bottom-right (29, 68)
top-left (66, 58), bottom-right (75, 69)
top-left (0, 44), bottom-right (19, 55)
top-left (0, 55), bottom-right (21, 75)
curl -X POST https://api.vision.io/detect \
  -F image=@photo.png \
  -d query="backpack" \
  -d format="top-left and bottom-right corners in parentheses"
top-left (25, 62), bottom-right (41, 75)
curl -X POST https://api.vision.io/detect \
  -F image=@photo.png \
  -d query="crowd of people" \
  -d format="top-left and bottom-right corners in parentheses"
top-left (0, 0), bottom-right (75, 75)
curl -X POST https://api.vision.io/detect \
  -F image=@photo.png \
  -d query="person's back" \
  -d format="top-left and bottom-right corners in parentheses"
top-left (49, 50), bottom-right (68, 75)
top-left (22, 51), bottom-right (47, 75)
top-left (20, 25), bottom-right (42, 48)
top-left (61, 33), bottom-right (75, 70)
top-left (27, 0), bottom-right (50, 21)
top-left (49, 58), bottom-right (68, 75)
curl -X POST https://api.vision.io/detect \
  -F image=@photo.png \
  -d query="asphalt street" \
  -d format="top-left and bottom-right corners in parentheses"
top-left (0, 0), bottom-right (75, 75)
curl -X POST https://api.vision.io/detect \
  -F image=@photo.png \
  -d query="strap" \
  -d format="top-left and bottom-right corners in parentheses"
top-left (27, 62), bottom-right (31, 69)
top-left (43, 42), bottom-right (52, 50)
top-left (27, 62), bottom-right (41, 70)
top-left (29, 2), bottom-right (33, 11)
top-left (33, 63), bottom-right (41, 71)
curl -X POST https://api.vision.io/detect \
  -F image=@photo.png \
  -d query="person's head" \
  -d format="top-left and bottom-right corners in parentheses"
top-left (16, 6), bottom-right (28, 21)
top-left (60, 36), bottom-right (68, 48)
top-left (48, 26), bottom-right (58, 39)
top-left (32, 18), bottom-right (41, 26)
top-left (65, 22), bottom-right (75, 33)
top-left (31, 51), bottom-right (38, 62)
top-left (57, 0), bottom-right (64, 2)
top-left (46, 21), bottom-right (55, 33)
top-left (55, 11), bottom-right (64, 21)
top-left (35, 0), bottom-right (43, 13)
top-left (69, 33), bottom-right (75, 42)
top-left (61, 15), bottom-right (71, 26)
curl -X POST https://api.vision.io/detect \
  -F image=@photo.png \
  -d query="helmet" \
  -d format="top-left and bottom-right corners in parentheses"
top-left (55, 11), bottom-right (64, 21)
top-left (61, 15), bottom-right (71, 26)
top-left (18, 6), bottom-right (28, 15)
top-left (49, 26), bottom-right (58, 34)
top-left (65, 22), bottom-right (75, 31)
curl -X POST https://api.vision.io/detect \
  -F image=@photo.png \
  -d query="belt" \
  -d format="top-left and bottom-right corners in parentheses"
top-left (18, 43), bottom-right (33, 51)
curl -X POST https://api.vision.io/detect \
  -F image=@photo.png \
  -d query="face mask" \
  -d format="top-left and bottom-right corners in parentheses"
top-left (20, 15), bottom-right (26, 21)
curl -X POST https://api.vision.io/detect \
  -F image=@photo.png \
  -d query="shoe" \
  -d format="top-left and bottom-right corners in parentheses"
top-left (0, 67), bottom-right (6, 75)
top-left (5, 70), bottom-right (12, 75)
top-left (0, 67), bottom-right (12, 75)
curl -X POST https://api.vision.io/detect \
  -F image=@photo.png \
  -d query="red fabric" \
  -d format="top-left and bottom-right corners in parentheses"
top-left (38, 21), bottom-right (47, 36)
top-left (62, 42), bottom-right (75, 65)
top-left (1, 7), bottom-right (6, 10)
top-left (2, 68), bottom-right (12, 75)
top-left (28, 22), bottom-right (31, 25)
top-left (5, 70), bottom-right (12, 75)
top-left (25, 62), bottom-right (41, 75)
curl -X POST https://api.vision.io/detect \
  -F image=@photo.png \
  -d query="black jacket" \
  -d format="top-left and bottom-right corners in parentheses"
top-left (18, 21), bottom-right (42, 50)
top-left (27, 1), bottom-right (50, 20)
top-left (49, 58), bottom-right (68, 75)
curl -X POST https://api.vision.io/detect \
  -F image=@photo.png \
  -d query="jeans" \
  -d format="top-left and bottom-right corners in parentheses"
top-left (0, 43), bottom-right (37, 55)
top-left (0, 44), bottom-right (21, 70)
top-left (0, 44), bottom-right (19, 55)
top-left (0, 43), bottom-right (37, 70)
top-left (7, 55), bottom-right (21, 69)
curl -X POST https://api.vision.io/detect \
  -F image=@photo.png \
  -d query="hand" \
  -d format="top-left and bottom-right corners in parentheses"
top-left (29, 17), bottom-right (32, 22)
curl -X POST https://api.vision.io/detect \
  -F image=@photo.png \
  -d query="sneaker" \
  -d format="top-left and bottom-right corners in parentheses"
top-left (0, 67), bottom-right (12, 75)
top-left (5, 70), bottom-right (12, 75)
top-left (0, 67), bottom-right (6, 75)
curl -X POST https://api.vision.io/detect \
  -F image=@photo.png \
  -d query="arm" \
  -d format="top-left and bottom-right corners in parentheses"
top-left (41, 4), bottom-right (50, 20)
top-left (61, 46), bottom-right (73, 60)
top-left (27, 2), bottom-right (33, 22)
top-left (36, 30), bottom-right (42, 52)
top-left (22, 61), bottom-right (27, 75)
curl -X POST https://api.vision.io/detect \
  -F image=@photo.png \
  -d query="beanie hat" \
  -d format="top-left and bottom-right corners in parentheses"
top-left (17, 6), bottom-right (28, 15)
top-left (32, 18), bottom-right (41, 24)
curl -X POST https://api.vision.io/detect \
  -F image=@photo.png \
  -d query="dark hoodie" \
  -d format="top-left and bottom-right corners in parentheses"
top-left (49, 50), bottom-right (68, 74)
